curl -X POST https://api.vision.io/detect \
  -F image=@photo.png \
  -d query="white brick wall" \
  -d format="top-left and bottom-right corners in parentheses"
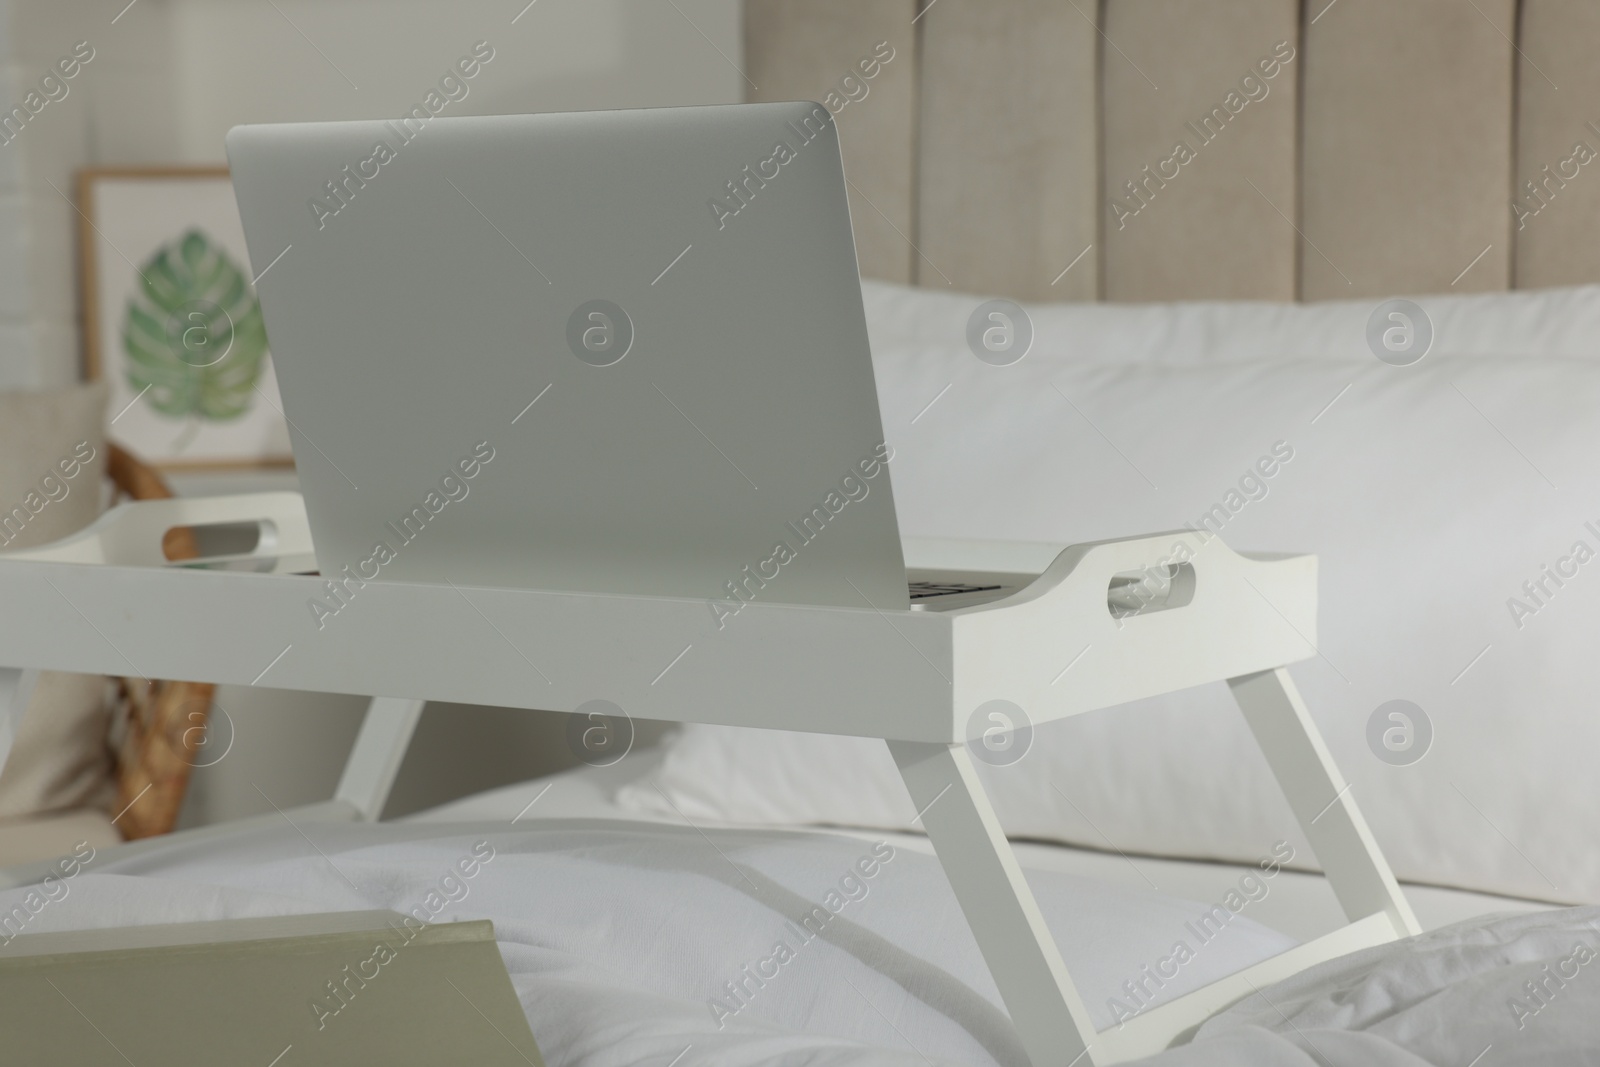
top-left (1, 0), bottom-right (180, 388)
top-left (0, 0), bottom-right (38, 389)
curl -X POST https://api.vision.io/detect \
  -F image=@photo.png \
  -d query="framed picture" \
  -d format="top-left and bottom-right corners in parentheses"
top-left (78, 166), bottom-right (293, 470)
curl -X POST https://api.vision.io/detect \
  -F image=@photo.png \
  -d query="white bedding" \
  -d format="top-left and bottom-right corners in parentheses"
top-left (22, 818), bottom-right (1295, 1065)
top-left (6, 760), bottom-right (1585, 1066)
top-left (10, 811), bottom-right (1596, 1066)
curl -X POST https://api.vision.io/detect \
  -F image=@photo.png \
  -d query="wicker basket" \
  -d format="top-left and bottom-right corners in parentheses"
top-left (104, 444), bottom-right (216, 840)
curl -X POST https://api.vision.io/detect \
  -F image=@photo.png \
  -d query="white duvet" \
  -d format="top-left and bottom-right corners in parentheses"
top-left (6, 820), bottom-right (1596, 1065)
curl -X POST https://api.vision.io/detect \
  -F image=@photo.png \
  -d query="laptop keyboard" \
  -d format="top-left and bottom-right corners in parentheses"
top-left (907, 580), bottom-right (1003, 600)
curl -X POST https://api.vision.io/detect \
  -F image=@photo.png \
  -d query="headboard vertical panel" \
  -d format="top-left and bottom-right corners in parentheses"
top-left (915, 0), bottom-right (1100, 301)
top-left (1100, 0), bottom-right (1300, 302)
top-left (1299, 0), bottom-right (1515, 299)
top-left (743, 0), bottom-right (920, 284)
top-left (1513, 1), bottom-right (1600, 289)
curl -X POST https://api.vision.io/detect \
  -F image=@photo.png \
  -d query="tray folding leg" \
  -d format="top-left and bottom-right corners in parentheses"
top-left (1228, 668), bottom-right (1419, 938)
top-left (891, 665), bottom-right (1419, 1067)
top-left (334, 695), bottom-right (427, 821)
top-left (889, 739), bottom-right (1096, 1067)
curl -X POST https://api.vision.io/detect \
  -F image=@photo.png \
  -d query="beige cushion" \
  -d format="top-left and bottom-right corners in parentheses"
top-left (0, 383), bottom-right (113, 859)
top-left (0, 382), bottom-right (107, 550)
top-left (0, 672), bottom-right (115, 822)
top-left (0, 808), bottom-right (120, 867)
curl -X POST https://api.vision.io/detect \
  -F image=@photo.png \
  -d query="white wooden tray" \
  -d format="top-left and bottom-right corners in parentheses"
top-left (0, 492), bottom-right (1418, 1066)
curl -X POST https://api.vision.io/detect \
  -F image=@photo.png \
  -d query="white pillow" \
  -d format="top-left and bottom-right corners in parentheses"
top-left (620, 280), bottom-right (1600, 905)
top-left (869, 278), bottom-right (1600, 364)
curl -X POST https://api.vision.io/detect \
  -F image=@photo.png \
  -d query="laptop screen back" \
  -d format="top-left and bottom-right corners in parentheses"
top-left (226, 103), bottom-right (909, 611)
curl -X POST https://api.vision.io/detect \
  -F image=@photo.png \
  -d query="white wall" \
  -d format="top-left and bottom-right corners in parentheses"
top-left (169, 0), bottom-right (744, 156)
top-left (9, 0), bottom-right (741, 388)
top-left (4, 0), bottom-right (739, 822)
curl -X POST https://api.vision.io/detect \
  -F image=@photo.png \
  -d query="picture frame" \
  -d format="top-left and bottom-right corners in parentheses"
top-left (77, 166), bottom-right (294, 471)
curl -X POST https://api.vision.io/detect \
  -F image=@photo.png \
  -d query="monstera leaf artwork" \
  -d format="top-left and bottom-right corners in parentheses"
top-left (122, 228), bottom-right (269, 448)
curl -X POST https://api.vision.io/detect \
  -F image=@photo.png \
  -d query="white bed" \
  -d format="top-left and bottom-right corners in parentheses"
top-left (11, 269), bottom-right (1600, 1062)
top-left (19, 7), bottom-right (1600, 1045)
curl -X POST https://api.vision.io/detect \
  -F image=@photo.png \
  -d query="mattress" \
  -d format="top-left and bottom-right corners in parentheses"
top-left (5, 756), bottom-right (1592, 1064)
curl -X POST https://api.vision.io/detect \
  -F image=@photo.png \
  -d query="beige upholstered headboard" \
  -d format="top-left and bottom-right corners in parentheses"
top-left (744, 0), bottom-right (1600, 303)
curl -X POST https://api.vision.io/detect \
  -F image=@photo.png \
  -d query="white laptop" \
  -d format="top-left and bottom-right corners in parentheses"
top-left (226, 103), bottom-right (1021, 613)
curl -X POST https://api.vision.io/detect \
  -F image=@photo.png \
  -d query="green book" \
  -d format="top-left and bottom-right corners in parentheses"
top-left (0, 910), bottom-right (544, 1066)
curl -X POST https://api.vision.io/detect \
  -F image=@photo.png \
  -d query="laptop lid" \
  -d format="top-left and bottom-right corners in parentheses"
top-left (225, 103), bottom-right (908, 610)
